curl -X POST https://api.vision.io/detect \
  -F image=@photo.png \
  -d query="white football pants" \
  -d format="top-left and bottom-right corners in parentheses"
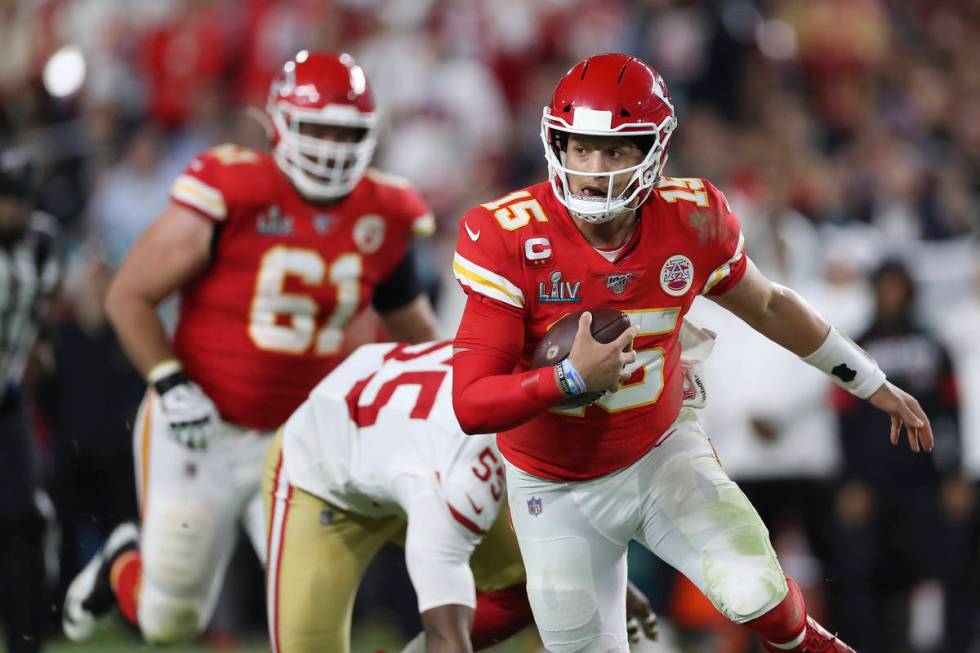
top-left (132, 390), bottom-right (272, 644)
top-left (505, 410), bottom-right (788, 653)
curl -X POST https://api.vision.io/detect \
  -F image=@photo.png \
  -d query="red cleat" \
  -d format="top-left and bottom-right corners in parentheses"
top-left (762, 616), bottom-right (856, 653)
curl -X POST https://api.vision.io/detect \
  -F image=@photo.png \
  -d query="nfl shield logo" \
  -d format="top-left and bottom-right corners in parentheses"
top-left (527, 496), bottom-right (543, 516)
top-left (606, 273), bottom-right (633, 295)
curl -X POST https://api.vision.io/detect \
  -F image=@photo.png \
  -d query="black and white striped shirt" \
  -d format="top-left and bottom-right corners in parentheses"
top-left (0, 211), bottom-right (61, 391)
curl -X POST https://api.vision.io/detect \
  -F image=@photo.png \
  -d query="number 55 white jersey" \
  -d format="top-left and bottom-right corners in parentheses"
top-left (281, 341), bottom-right (505, 535)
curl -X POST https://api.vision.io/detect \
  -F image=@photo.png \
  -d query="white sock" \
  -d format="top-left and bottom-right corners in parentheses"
top-left (767, 627), bottom-right (806, 650)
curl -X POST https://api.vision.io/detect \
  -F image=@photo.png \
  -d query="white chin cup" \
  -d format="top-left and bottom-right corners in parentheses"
top-left (270, 103), bottom-right (377, 201)
top-left (566, 194), bottom-right (633, 224)
top-left (275, 135), bottom-right (376, 201)
top-left (540, 107), bottom-right (676, 223)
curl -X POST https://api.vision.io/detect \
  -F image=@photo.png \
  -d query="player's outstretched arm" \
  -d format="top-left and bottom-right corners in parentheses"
top-left (710, 257), bottom-right (933, 452)
top-left (106, 203), bottom-right (212, 376)
top-left (867, 382), bottom-right (932, 453)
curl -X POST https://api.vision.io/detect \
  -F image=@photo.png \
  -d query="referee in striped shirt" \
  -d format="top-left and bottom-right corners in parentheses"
top-left (0, 150), bottom-right (61, 653)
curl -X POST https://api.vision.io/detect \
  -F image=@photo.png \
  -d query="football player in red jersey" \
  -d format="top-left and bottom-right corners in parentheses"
top-left (451, 53), bottom-right (933, 653)
top-left (62, 51), bottom-right (440, 645)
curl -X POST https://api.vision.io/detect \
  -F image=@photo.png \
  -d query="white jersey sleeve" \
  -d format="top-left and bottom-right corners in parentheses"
top-left (437, 433), bottom-right (505, 536)
top-left (394, 474), bottom-right (479, 612)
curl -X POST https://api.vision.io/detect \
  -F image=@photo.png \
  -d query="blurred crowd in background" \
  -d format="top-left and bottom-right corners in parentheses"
top-left (1, 0), bottom-right (979, 651)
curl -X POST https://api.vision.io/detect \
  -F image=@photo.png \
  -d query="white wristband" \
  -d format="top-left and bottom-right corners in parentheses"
top-left (147, 358), bottom-right (183, 384)
top-left (801, 327), bottom-right (886, 399)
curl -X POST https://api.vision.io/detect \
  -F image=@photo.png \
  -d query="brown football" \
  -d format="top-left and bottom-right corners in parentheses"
top-left (530, 308), bottom-right (632, 409)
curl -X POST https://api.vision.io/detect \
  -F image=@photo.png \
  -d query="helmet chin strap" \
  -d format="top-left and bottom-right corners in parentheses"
top-left (568, 195), bottom-right (635, 224)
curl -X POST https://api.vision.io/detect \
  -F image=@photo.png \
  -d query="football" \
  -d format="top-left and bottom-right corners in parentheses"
top-left (530, 308), bottom-right (632, 408)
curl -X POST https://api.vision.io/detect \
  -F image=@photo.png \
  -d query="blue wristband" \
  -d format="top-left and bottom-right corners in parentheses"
top-left (559, 359), bottom-right (588, 396)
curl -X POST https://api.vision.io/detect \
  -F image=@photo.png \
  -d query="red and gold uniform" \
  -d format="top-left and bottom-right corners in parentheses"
top-left (170, 144), bottom-right (434, 429)
top-left (450, 53), bottom-right (840, 653)
top-left (63, 52), bottom-right (447, 649)
top-left (453, 178), bottom-right (744, 480)
top-left (130, 145), bottom-right (433, 642)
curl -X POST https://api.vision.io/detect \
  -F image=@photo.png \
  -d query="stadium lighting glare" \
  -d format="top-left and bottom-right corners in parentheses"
top-left (755, 19), bottom-right (798, 61)
top-left (43, 45), bottom-right (86, 98)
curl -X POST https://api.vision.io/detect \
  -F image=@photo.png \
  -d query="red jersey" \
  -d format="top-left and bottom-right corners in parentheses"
top-left (170, 144), bottom-right (434, 430)
top-left (452, 178), bottom-right (745, 480)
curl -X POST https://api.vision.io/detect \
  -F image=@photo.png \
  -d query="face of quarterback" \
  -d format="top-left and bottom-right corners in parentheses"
top-left (563, 134), bottom-right (646, 204)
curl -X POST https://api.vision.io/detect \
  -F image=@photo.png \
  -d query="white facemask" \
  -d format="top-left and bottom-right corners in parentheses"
top-left (270, 103), bottom-right (378, 201)
top-left (541, 108), bottom-right (676, 223)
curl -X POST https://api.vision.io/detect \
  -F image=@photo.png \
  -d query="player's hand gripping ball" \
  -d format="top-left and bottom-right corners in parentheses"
top-left (530, 308), bottom-right (632, 409)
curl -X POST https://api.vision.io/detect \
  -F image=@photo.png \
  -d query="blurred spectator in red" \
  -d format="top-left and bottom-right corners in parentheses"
top-left (236, 0), bottom-right (341, 107)
top-left (140, 0), bottom-right (230, 130)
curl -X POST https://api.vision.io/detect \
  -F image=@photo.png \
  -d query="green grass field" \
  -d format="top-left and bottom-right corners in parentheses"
top-left (42, 615), bottom-right (545, 653)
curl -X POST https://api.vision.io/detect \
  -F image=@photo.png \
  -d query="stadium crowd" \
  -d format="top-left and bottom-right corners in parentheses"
top-left (0, 0), bottom-right (978, 651)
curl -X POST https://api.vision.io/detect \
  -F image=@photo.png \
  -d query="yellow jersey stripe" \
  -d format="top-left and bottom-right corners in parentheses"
top-left (453, 261), bottom-right (524, 309)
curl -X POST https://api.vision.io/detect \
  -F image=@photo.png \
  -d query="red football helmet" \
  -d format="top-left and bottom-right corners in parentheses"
top-left (541, 53), bottom-right (676, 223)
top-left (267, 51), bottom-right (378, 200)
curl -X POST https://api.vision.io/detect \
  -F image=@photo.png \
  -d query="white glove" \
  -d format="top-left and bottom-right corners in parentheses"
top-left (679, 319), bottom-right (716, 410)
top-left (151, 361), bottom-right (220, 450)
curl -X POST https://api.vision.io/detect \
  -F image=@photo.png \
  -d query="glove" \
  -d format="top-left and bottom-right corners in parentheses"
top-left (626, 580), bottom-right (659, 643)
top-left (679, 319), bottom-right (716, 410)
top-left (151, 361), bottom-right (220, 450)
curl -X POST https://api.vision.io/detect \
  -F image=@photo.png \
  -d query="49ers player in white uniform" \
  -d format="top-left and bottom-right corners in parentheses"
top-left (452, 53), bottom-right (934, 653)
top-left (62, 51), bottom-right (440, 645)
top-left (266, 340), bottom-right (506, 653)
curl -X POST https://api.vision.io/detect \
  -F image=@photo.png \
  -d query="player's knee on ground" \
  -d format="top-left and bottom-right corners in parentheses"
top-left (138, 584), bottom-right (204, 644)
top-left (139, 498), bottom-right (219, 642)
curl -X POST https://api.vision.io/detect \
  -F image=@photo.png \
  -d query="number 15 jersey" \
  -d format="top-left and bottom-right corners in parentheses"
top-left (453, 179), bottom-right (746, 481)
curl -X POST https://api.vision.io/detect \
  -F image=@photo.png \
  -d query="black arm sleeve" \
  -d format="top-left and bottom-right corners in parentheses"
top-left (372, 244), bottom-right (423, 313)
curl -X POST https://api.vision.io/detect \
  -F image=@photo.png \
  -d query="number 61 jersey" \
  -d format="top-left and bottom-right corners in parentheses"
top-left (281, 341), bottom-right (504, 535)
top-left (453, 179), bottom-right (746, 481)
top-left (169, 145), bottom-right (434, 431)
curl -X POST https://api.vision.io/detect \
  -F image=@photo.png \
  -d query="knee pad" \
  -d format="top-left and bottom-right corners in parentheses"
top-left (141, 497), bottom-right (218, 597)
top-left (701, 521), bottom-right (787, 623)
top-left (521, 535), bottom-right (598, 634)
top-left (138, 585), bottom-right (203, 645)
